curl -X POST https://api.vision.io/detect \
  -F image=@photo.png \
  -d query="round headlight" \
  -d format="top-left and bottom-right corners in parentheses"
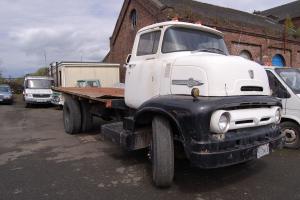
top-left (219, 113), bottom-right (230, 133)
top-left (275, 108), bottom-right (282, 124)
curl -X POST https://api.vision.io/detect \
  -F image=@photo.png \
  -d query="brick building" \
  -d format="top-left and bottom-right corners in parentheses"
top-left (104, 0), bottom-right (300, 82)
top-left (261, 0), bottom-right (300, 27)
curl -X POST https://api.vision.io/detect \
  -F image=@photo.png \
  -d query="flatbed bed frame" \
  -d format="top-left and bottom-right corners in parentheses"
top-left (53, 87), bottom-right (126, 109)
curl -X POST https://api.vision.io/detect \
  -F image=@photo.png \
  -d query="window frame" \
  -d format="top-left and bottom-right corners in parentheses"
top-left (130, 9), bottom-right (137, 30)
top-left (136, 30), bottom-right (161, 57)
top-left (266, 70), bottom-right (291, 99)
top-left (239, 50), bottom-right (253, 60)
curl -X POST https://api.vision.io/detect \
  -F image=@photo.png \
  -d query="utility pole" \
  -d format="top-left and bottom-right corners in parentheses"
top-left (44, 50), bottom-right (47, 67)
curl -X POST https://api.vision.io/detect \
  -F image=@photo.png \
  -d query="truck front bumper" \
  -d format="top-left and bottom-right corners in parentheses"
top-left (188, 125), bottom-right (284, 168)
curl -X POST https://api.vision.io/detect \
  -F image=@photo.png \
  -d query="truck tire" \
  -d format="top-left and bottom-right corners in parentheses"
top-left (151, 116), bottom-right (174, 187)
top-left (80, 101), bottom-right (93, 132)
top-left (281, 121), bottom-right (300, 149)
top-left (63, 96), bottom-right (82, 134)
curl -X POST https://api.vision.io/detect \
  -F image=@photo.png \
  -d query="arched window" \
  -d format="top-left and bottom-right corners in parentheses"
top-left (130, 9), bottom-right (137, 30)
top-left (272, 54), bottom-right (285, 67)
top-left (239, 50), bottom-right (253, 60)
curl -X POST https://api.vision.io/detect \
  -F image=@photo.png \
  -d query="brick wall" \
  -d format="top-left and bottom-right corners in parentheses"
top-left (223, 30), bottom-right (300, 66)
top-left (105, 0), bottom-right (160, 82)
top-left (293, 17), bottom-right (300, 28)
top-left (106, 0), bottom-right (300, 82)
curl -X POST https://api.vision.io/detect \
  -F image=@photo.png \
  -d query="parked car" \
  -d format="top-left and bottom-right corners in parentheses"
top-left (265, 66), bottom-right (300, 149)
top-left (23, 76), bottom-right (54, 107)
top-left (0, 84), bottom-right (13, 104)
top-left (76, 80), bottom-right (101, 88)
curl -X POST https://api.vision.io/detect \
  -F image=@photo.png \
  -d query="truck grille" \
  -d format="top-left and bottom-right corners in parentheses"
top-left (33, 94), bottom-right (51, 98)
top-left (241, 86), bottom-right (263, 92)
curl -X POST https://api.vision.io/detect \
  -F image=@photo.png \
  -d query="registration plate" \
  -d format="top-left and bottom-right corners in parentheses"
top-left (36, 99), bottom-right (47, 103)
top-left (257, 143), bottom-right (270, 159)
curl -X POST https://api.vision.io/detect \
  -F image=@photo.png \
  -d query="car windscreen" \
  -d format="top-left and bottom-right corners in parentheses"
top-left (26, 79), bottom-right (53, 89)
top-left (0, 87), bottom-right (9, 93)
top-left (275, 68), bottom-right (300, 94)
top-left (77, 81), bottom-right (100, 88)
top-left (162, 27), bottom-right (229, 55)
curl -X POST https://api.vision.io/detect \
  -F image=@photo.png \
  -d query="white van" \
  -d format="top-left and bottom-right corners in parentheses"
top-left (265, 67), bottom-right (300, 149)
top-left (23, 76), bottom-right (54, 107)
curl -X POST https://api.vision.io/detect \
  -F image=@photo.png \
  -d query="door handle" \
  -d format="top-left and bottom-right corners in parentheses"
top-left (146, 57), bottom-right (155, 60)
top-left (129, 64), bottom-right (136, 68)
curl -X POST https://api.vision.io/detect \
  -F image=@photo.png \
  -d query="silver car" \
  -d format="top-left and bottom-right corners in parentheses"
top-left (0, 84), bottom-right (13, 104)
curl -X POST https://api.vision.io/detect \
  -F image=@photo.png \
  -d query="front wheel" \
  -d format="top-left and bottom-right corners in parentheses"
top-left (281, 121), bottom-right (300, 149)
top-left (151, 116), bottom-right (174, 188)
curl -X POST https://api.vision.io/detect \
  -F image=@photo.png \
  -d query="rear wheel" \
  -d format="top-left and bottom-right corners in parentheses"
top-left (63, 96), bottom-right (82, 134)
top-left (151, 116), bottom-right (174, 188)
top-left (281, 121), bottom-right (300, 149)
top-left (80, 101), bottom-right (93, 132)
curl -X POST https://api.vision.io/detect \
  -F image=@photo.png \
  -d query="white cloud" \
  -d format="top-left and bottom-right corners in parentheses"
top-left (0, 0), bottom-right (297, 77)
top-left (0, 0), bottom-right (123, 77)
top-left (195, 0), bottom-right (296, 12)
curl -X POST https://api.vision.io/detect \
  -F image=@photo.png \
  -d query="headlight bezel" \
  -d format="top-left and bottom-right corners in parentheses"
top-left (274, 108), bottom-right (282, 124)
top-left (210, 110), bottom-right (231, 134)
top-left (218, 112), bottom-right (231, 133)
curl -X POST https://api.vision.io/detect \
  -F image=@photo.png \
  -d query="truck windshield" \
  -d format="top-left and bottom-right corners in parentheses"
top-left (275, 68), bottom-right (300, 94)
top-left (26, 79), bottom-right (53, 89)
top-left (162, 27), bottom-right (229, 55)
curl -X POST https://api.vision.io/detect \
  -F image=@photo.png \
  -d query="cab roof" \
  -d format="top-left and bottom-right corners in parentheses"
top-left (25, 76), bottom-right (53, 80)
top-left (138, 21), bottom-right (223, 37)
top-left (264, 66), bottom-right (293, 70)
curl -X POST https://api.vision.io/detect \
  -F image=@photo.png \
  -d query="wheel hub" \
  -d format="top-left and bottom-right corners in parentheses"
top-left (283, 128), bottom-right (297, 143)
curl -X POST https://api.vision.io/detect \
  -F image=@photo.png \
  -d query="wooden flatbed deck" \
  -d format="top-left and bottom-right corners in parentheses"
top-left (53, 87), bottom-right (125, 108)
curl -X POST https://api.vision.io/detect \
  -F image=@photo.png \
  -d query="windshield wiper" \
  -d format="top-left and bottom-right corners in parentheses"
top-left (192, 48), bottom-right (226, 55)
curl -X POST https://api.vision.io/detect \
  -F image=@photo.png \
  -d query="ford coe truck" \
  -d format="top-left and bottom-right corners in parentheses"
top-left (54, 21), bottom-right (284, 187)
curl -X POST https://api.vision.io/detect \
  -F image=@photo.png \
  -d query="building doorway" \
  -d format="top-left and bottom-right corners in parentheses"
top-left (272, 54), bottom-right (285, 67)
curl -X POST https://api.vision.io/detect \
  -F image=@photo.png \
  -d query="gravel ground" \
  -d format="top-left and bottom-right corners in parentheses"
top-left (1, 96), bottom-right (300, 200)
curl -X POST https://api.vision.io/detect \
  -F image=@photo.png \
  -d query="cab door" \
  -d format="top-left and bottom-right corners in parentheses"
top-left (125, 30), bottom-right (162, 109)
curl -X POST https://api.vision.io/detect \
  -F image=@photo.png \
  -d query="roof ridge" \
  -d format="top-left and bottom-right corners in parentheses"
top-left (262, 0), bottom-right (300, 13)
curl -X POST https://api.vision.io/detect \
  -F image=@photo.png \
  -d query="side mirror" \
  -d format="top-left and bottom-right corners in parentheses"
top-left (125, 54), bottom-right (132, 65)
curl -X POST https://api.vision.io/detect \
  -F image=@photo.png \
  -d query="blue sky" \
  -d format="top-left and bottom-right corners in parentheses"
top-left (0, 0), bottom-right (296, 77)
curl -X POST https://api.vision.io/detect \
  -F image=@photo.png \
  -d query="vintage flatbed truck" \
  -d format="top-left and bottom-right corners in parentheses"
top-left (55, 21), bottom-right (284, 187)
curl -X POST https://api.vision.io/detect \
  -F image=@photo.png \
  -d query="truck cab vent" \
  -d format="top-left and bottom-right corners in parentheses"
top-left (241, 86), bottom-right (263, 92)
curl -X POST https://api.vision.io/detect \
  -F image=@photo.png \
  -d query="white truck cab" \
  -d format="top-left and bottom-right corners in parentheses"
top-left (125, 21), bottom-right (270, 108)
top-left (265, 67), bottom-right (300, 148)
top-left (23, 76), bottom-right (54, 107)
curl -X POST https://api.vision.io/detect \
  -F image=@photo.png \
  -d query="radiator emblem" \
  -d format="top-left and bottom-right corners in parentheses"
top-left (172, 78), bottom-right (204, 88)
top-left (249, 70), bottom-right (254, 79)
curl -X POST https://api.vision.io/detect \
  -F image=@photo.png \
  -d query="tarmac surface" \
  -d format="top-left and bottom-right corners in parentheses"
top-left (1, 96), bottom-right (300, 200)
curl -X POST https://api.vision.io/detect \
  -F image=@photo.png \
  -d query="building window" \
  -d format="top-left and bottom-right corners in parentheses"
top-left (239, 50), bottom-right (253, 60)
top-left (130, 9), bottom-right (137, 30)
top-left (272, 54), bottom-right (285, 67)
